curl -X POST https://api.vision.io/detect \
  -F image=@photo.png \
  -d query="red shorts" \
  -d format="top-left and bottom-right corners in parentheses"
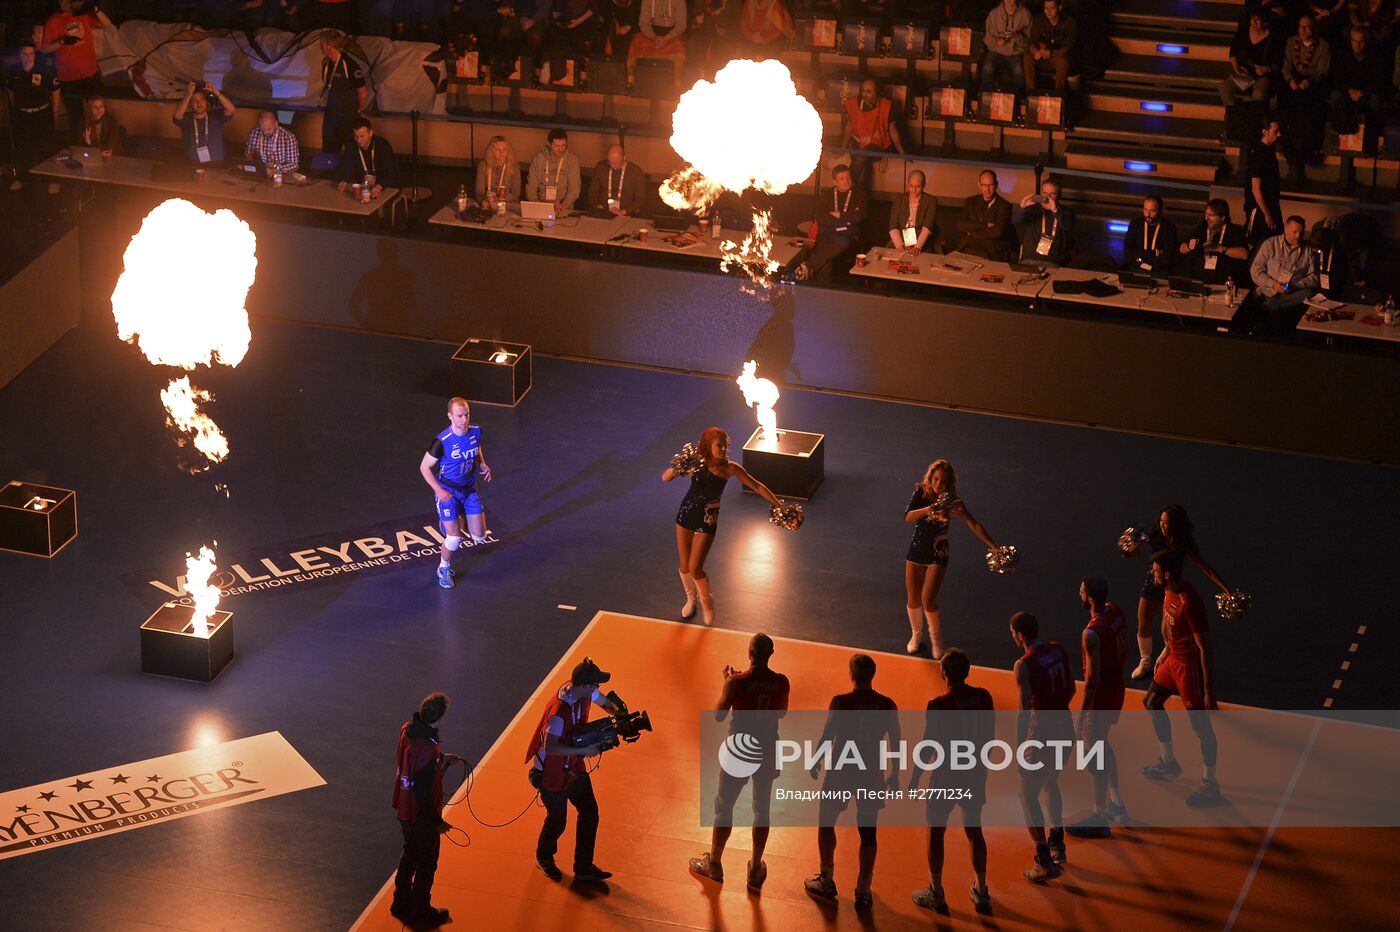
top-left (1153, 653), bottom-right (1205, 710)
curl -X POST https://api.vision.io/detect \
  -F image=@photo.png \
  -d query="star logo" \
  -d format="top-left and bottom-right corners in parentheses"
top-left (15, 805), bottom-right (30, 813)
top-left (109, 773), bottom-right (131, 784)
top-left (146, 774), bottom-right (162, 783)
top-left (69, 779), bottom-right (94, 792)
top-left (38, 791), bottom-right (57, 802)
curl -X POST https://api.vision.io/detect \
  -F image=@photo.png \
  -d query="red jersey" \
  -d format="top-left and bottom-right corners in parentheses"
top-left (1022, 641), bottom-right (1074, 710)
top-left (723, 667), bottom-right (790, 712)
top-left (42, 12), bottom-right (100, 82)
top-left (1084, 602), bottom-right (1128, 711)
top-left (1163, 582), bottom-right (1209, 659)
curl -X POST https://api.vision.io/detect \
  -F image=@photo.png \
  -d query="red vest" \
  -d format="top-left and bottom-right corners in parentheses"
top-left (524, 685), bottom-right (591, 792)
top-left (392, 720), bottom-right (444, 822)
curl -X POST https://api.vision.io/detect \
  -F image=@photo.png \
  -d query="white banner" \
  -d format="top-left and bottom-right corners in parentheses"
top-left (0, 732), bottom-right (325, 860)
top-left (100, 21), bottom-right (445, 114)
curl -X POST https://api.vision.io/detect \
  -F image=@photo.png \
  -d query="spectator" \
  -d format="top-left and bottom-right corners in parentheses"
top-left (887, 169), bottom-right (939, 254)
top-left (1310, 0), bottom-right (1349, 43)
top-left (737, 0), bottom-right (793, 54)
top-left (600, 0), bottom-right (642, 57)
top-left (1242, 117), bottom-right (1283, 245)
top-left (5, 40), bottom-right (59, 190)
top-left (173, 80), bottom-right (236, 166)
top-left (337, 116), bottom-right (398, 194)
top-left (953, 169), bottom-right (1016, 261)
top-left (39, 0), bottom-right (112, 139)
top-left (983, 0), bottom-right (1031, 90)
top-left (446, 0), bottom-right (501, 67)
top-left (1179, 198), bottom-right (1249, 285)
top-left (1121, 195), bottom-right (1179, 273)
top-left (587, 144), bottom-right (646, 216)
top-left (1348, 0), bottom-right (1395, 47)
top-left (688, 0), bottom-right (741, 78)
top-left (317, 0), bottom-right (358, 33)
top-left (628, 0), bottom-right (687, 81)
top-left (78, 94), bottom-right (122, 156)
top-left (497, 0), bottom-right (551, 76)
top-left (1329, 26), bottom-right (1387, 140)
top-left (1278, 14), bottom-right (1331, 184)
top-left (474, 134), bottom-right (522, 208)
top-left (1014, 175), bottom-right (1075, 266)
top-left (842, 78), bottom-right (905, 191)
top-left (244, 110), bottom-right (301, 174)
top-left (794, 162), bottom-right (867, 283)
top-left (526, 128), bottom-right (583, 209)
top-left (1221, 11), bottom-right (1282, 107)
top-left (1249, 215), bottom-right (1318, 331)
top-left (1024, 0), bottom-right (1077, 91)
top-left (320, 33), bottom-right (368, 156)
top-left (542, 0), bottom-right (597, 83)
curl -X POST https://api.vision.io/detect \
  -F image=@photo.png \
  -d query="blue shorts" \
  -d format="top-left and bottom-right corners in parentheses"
top-left (436, 487), bottom-right (483, 524)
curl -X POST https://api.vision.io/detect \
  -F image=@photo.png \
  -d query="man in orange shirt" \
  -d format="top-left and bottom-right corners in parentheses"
top-left (39, 0), bottom-right (112, 138)
top-left (841, 77), bottom-right (904, 190)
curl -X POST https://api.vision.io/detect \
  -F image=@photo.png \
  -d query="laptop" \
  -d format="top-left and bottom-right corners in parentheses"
top-left (1168, 275), bottom-right (1206, 296)
top-left (521, 200), bottom-right (557, 221)
top-left (1009, 261), bottom-right (1046, 274)
top-left (651, 212), bottom-right (691, 233)
top-left (308, 151), bottom-right (340, 178)
top-left (1119, 271), bottom-right (1158, 289)
top-left (228, 158), bottom-right (262, 176)
top-left (68, 145), bottom-right (103, 162)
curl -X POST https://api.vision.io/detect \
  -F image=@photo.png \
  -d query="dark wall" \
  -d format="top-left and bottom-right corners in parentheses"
top-left (1, 228), bottom-right (82, 390)
top-left (90, 208), bottom-right (1400, 465)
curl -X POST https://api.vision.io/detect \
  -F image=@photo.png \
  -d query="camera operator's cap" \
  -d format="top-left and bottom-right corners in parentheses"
top-left (571, 657), bottom-right (611, 686)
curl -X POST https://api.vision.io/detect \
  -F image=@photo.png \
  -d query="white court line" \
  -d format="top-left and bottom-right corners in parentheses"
top-left (1222, 717), bottom-right (1324, 932)
top-left (348, 611), bottom-right (606, 931)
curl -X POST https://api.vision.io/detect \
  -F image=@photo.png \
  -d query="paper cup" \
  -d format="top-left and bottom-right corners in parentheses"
top-left (856, 253), bottom-right (868, 267)
top-left (639, 228), bottom-right (650, 242)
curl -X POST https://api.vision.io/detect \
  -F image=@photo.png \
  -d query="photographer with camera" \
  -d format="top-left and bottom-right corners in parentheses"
top-left (172, 80), bottom-right (236, 166)
top-left (39, 0), bottom-right (112, 139)
top-left (524, 658), bottom-right (624, 883)
top-left (391, 692), bottom-right (459, 929)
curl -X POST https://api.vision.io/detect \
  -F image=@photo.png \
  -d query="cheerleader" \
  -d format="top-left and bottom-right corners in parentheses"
top-left (904, 460), bottom-right (1000, 658)
top-left (1130, 505), bottom-right (1231, 679)
top-left (662, 427), bottom-right (784, 625)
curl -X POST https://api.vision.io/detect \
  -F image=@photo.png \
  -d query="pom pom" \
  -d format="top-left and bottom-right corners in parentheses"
top-left (1215, 590), bottom-right (1251, 619)
top-left (1118, 526), bottom-right (1148, 557)
top-left (769, 501), bottom-right (805, 531)
top-left (926, 491), bottom-right (955, 523)
top-left (670, 443), bottom-right (703, 477)
top-left (985, 545), bottom-right (1019, 574)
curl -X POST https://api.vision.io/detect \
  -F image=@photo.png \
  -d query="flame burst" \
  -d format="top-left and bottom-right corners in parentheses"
top-left (184, 544), bottom-right (221, 637)
top-left (736, 360), bottom-right (780, 439)
top-left (664, 60), bottom-right (822, 290)
top-left (112, 198), bottom-right (256, 471)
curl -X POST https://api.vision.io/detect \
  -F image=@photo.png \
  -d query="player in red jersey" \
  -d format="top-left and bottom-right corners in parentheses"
top-left (1011, 611), bottom-right (1075, 882)
top-left (911, 648), bottom-right (994, 914)
top-left (690, 633), bottom-right (791, 888)
top-left (805, 654), bottom-right (901, 911)
top-left (1068, 577), bottom-right (1129, 838)
top-left (1140, 551), bottom-right (1222, 807)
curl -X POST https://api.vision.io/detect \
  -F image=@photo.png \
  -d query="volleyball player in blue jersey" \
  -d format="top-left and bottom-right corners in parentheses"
top-left (419, 397), bottom-right (493, 589)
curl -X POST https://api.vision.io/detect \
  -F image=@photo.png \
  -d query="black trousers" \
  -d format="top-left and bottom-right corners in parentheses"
top-left (321, 107), bottom-right (358, 157)
top-left (12, 110), bottom-right (55, 182)
top-left (393, 819), bottom-right (441, 912)
top-left (535, 771), bottom-right (599, 868)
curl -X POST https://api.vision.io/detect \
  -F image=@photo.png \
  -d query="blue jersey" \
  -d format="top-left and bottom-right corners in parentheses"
top-left (428, 426), bottom-right (482, 490)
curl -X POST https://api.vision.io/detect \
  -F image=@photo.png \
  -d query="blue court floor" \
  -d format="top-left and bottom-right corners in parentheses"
top-left (0, 318), bottom-right (1395, 930)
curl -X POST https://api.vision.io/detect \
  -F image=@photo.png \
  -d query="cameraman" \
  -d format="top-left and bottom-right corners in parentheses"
top-left (524, 658), bottom-right (622, 883)
top-left (391, 692), bottom-right (457, 928)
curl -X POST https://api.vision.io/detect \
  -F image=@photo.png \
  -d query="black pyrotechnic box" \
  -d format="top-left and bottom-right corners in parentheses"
top-left (0, 480), bottom-right (77, 557)
top-left (451, 339), bottom-right (533, 406)
top-left (740, 428), bottom-right (825, 500)
top-left (140, 602), bottom-right (236, 683)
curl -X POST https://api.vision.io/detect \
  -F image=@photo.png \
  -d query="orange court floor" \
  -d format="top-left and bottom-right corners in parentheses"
top-left (351, 612), bottom-right (1398, 932)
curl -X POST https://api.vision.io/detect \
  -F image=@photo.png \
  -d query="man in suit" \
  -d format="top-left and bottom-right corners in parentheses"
top-left (954, 169), bottom-right (1015, 260)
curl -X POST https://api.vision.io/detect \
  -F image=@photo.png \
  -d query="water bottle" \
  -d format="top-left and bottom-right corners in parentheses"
top-left (711, 216), bottom-right (720, 240)
top-left (361, 173), bottom-right (372, 204)
top-left (1226, 279), bottom-right (1236, 307)
top-left (456, 183), bottom-right (468, 217)
top-left (272, 169), bottom-right (283, 188)
top-left (496, 189), bottom-right (507, 216)
top-left (1385, 295), bottom-right (1395, 326)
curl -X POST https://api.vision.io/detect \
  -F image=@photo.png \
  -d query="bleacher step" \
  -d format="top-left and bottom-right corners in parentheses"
top-left (1065, 140), bottom-right (1222, 182)
top-left (1086, 85), bottom-right (1226, 123)
top-left (1111, 0), bottom-right (1242, 34)
top-left (1070, 110), bottom-right (1223, 150)
top-left (1103, 53), bottom-right (1228, 91)
top-left (1110, 26), bottom-right (1231, 62)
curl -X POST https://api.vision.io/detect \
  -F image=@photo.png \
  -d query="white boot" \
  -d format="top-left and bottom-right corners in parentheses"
top-left (925, 608), bottom-right (944, 660)
top-left (678, 570), bottom-right (699, 620)
top-left (1131, 636), bottom-right (1154, 679)
top-left (906, 606), bottom-right (927, 654)
top-left (694, 575), bottom-right (715, 625)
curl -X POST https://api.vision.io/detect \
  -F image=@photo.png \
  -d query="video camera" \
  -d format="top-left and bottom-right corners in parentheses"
top-left (564, 691), bottom-right (652, 753)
